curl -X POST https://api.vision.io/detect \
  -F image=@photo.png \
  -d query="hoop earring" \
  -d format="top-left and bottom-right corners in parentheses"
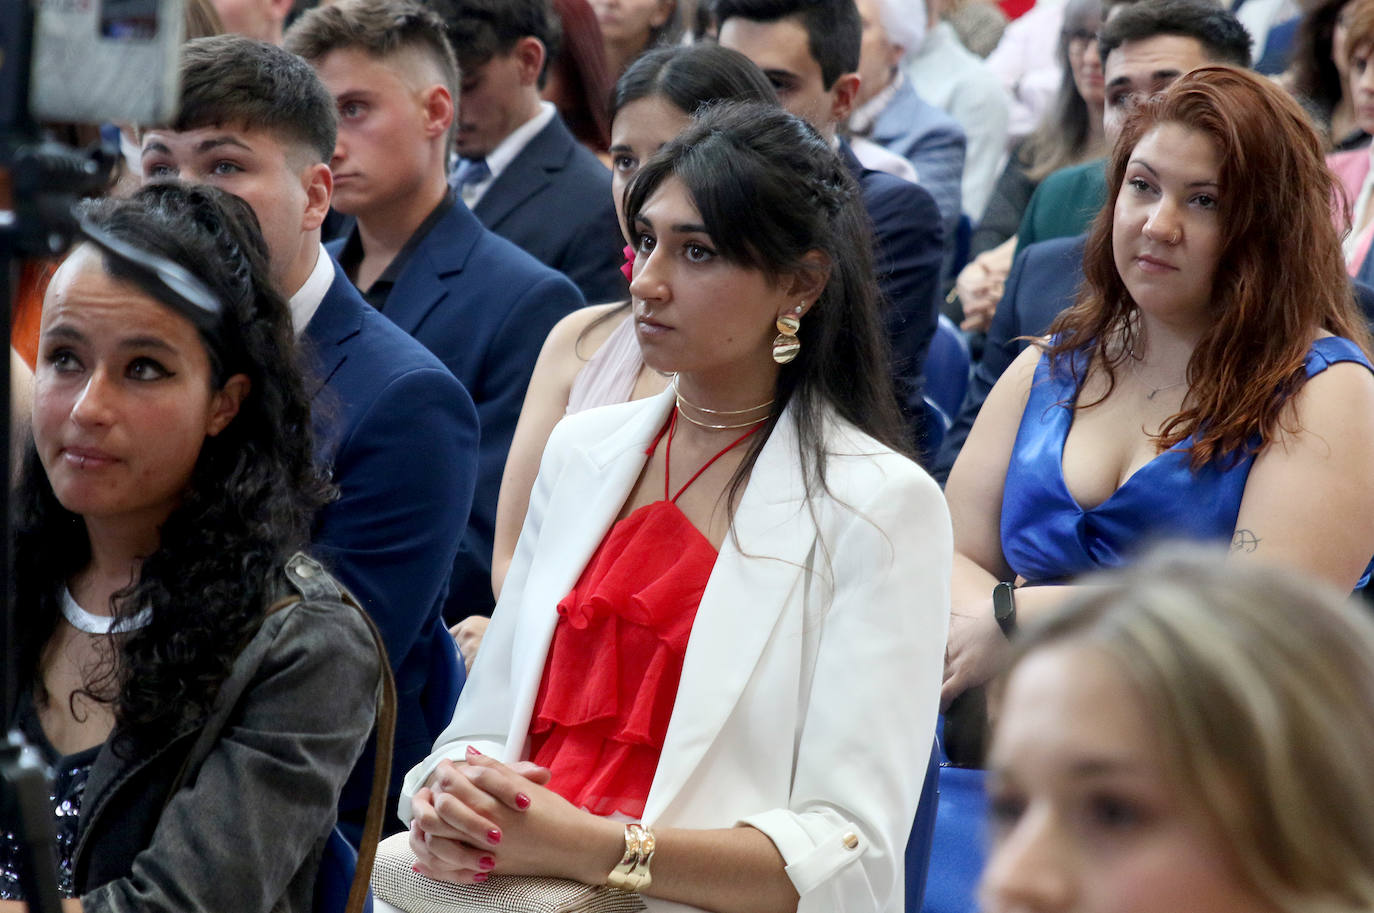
top-left (772, 303), bottom-right (803, 365)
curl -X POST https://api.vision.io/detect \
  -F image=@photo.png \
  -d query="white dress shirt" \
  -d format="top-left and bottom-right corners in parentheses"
top-left (457, 101), bottom-right (558, 209)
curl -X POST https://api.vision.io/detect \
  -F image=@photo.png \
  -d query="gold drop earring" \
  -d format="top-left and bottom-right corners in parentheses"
top-left (772, 303), bottom-right (804, 364)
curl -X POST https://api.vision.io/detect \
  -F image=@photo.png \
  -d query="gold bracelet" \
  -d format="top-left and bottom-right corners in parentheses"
top-left (606, 822), bottom-right (655, 892)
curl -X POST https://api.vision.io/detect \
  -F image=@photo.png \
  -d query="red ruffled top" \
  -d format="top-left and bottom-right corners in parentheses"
top-left (526, 498), bottom-right (716, 818)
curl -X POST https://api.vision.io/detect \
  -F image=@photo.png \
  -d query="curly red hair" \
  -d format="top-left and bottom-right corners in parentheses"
top-left (1048, 65), bottom-right (1372, 468)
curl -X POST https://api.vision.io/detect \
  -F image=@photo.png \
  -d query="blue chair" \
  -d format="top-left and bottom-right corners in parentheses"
top-left (905, 738), bottom-right (941, 912)
top-left (920, 716), bottom-right (988, 913)
top-left (314, 825), bottom-right (374, 913)
top-left (922, 315), bottom-right (972, 455)
top-left (422, 631), bottom-right (466, 739)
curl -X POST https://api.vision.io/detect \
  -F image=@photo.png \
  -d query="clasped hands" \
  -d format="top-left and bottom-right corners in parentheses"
top-left (409, 747), bottom-right (614, 886)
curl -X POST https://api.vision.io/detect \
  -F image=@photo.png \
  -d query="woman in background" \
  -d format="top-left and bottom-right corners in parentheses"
top-left (956, 0), bottom-right (1105, 331)
top-left (982, 551), bottom-right (1374, 913)
top-left (944, 66), bottom-right (1374, 705)
top-left (590, 0), bottom-right (679, 79)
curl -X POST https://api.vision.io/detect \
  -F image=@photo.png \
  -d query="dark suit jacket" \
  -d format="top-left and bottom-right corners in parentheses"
top-left (330, 202), bottom-right (585, 622)
top-left (472, 113), bottom-right (626, 305)
top-left (302, 258), bottom-right (479, 834)
top-left (842, 140), bottom-right (946, 452)
top-left (932, 233), bottom-right (1374, 483)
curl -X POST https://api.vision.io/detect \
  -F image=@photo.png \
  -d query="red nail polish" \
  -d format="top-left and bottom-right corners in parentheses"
top-left (412, 865), bottom-right (421, 874)
top-left (487, 828), bottom-right (502, 845)
top-left (466, 745), bottom-right (482, 756)
top-left (474, 872), bottom-right (489, 883)
top-left (479, 856), bottom-right (495, 870)
top-left (514, 792), bottom-right (531, 810)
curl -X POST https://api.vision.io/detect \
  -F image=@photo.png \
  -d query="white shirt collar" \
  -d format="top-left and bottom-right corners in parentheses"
top-left (849, 70), bottom-right (904, 136)
top-left (288, 243), bottom-right (334, 337)
top-left (462, 101), bottom-right (557, 207)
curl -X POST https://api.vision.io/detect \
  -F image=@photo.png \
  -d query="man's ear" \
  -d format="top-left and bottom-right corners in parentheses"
top-left (513, 36), bottom-right (547, 87)
top-left (300, 161), bottom-right (333, 233)
top-left (787, 250), bottom-right (833, 313)
top-left (422, 84), bottom-right (455, 138)
top-left (829, 72), bottom-right (862, 125)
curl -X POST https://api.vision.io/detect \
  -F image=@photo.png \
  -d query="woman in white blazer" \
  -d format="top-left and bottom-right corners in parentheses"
top-left (399, 102), bottom-right (952, 913)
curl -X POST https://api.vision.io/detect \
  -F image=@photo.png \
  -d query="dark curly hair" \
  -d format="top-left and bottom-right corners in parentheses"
top-left (13, 183), bottom-right (334, 755)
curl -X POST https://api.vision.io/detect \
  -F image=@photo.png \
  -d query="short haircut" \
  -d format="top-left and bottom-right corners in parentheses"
top-left (285, 0), bottom-right (459, 100)
top-left (172, 36), bottom-right (337, 165)
top-left (712, 0), bottom-right (861, 88)
top-left (1098, 0), bottom-right (1252, 68)
top-left (1343, 0), bottom-right (1374, 58)
top-left (424, 0), bottom-right (562, 89)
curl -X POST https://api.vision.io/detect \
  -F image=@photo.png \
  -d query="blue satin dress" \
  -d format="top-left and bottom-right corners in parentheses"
top-left (1001, 336), bottom-right (1374, 586)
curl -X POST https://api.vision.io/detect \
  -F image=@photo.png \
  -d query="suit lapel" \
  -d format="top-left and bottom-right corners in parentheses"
top-left (643, 408), bottom-right (818, 822)
top-left (383, 204), bottom-right (483, 336)
top-left (473, 117), bottom-right (568, 231)
top-left (300, 260), bottom-right (365, 398)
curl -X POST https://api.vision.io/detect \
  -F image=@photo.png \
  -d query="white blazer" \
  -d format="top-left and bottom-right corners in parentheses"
top-left (402, 389), bottom-right (952, 913)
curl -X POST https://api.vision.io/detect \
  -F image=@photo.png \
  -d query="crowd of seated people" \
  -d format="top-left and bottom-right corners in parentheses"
top-left (7, 0), bottom-right (1374, 911)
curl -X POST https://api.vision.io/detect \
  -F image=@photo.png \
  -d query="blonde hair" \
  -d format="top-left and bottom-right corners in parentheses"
top-left (1005, 549), bottom-right (1374, 913)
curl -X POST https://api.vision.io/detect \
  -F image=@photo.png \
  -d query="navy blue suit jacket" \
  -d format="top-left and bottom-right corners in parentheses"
top-left (842, 141), bottom-right (945, 452)
top-left (472, 113), bottom-right (626, 305)
top-left (330, 202), bottom-right (585, 622)
top-left (303, 258), bottom-right (480, 834)
top-left (931, 233), bottom-right (1374, 483)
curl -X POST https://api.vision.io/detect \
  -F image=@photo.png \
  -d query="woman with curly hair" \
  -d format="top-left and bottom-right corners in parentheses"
top-left (942, 65), bottom-right (1374, 705)
top-left (0, 183), bottom-right (382, 912)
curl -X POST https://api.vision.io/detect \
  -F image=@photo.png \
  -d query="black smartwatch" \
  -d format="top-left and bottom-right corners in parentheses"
top-left (992, 581), bottom-right (1017, 637)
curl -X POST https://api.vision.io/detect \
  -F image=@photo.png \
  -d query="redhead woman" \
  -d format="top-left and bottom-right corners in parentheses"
top-left (402, 102), bottom-right (950, 913)
top-left (943, 65), bottom-right (1374, 706)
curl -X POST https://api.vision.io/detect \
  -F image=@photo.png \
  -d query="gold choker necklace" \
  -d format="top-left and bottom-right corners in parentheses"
top-left (672, 375), bottom-right (774, 416)
top-left (673, 406), bottom-right (770, 431)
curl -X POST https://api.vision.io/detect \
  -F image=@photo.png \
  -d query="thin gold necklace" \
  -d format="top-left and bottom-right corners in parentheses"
top-left (673, 406), bottom-right (770, 431)
top-left (672, 375), bottom-right (774, 415)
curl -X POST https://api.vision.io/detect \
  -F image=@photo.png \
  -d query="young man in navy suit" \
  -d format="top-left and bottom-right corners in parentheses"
top-left (427, 0), bottom-right (627, 305)
top-left (140, 35), bottom-right (480, 841)
top-left (287, 0), bottom-right (586, 625)
top-left (718, 0), bottom-right (946, 453)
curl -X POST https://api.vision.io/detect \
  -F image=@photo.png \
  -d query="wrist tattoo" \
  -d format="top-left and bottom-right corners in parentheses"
top-left (1231, 529), bottom-right (1260, 553)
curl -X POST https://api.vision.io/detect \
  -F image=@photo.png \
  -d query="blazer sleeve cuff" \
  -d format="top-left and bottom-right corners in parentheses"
top-left (398, 738), bottom-right (506, 824)
top-left (738, 807), bottom-right (871, 897)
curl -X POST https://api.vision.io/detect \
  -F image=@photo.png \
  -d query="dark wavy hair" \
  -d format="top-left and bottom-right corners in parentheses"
top-left (13, 183), bottom-right (333, 754)
top-left (610, 42), bottom-right (778, 120)
top-left (1049, 66), bottom-right (1372, 469)
top-left (1287, 0), bottom-right (1352, 129)
top-left (623, 102), bottom-right (910, 507)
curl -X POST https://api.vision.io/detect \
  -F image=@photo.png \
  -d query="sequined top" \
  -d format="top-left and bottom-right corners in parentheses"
top-left (0, 691), bottom-right (100, 900)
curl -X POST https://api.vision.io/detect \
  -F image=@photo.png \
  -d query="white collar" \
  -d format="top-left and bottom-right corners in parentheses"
top-left (62, 587), bottom-right (152, 635)
top-left (483, 101), bottom-right (558, 184)
top-left (287, 243), bottom-right (334, 337)
top-left (849, 70), bottom-right (904, 136)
